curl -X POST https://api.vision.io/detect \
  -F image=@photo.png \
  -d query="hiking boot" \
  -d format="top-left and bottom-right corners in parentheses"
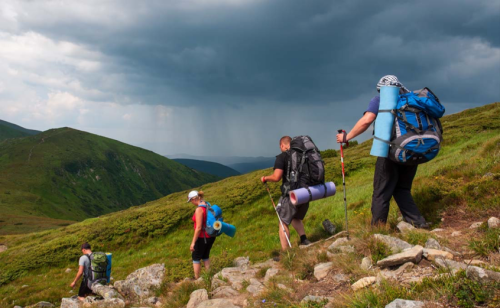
top-left (300, 239), bottom-right (312, 246)
top-left (322, 219), bottom-right (336, 235)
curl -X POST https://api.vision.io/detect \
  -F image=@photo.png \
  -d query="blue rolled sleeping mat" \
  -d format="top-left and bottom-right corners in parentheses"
top-left (370, 85), bottom-right (399, 157)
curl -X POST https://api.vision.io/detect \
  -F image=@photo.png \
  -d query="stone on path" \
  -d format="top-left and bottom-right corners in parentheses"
top-left (377, 245), bottom-right (423, 268)
top-left (187, 289), bottom-right (209, 308)
top-left (196, 299), bottom-right (240, 308)
top-left (113, 263), bottom-right (164, 303)
top-left (91, 284), bottom-right (123, 300)
top-left (219, 266), bottom-right (257, 290)
top-left (301, 295), bottom-right (333, 304)
top-left (373, 234), bottom-right (412, 254)
top-left (264, 267), bottom-right (279, 283)
top-left (360, 257), bottom-right (372, 271)
top-left (488, 217), bottom-right (500, 229)
top-left (246, 278), bottom-right (265, 296)
top-left (233, 256), bottom-right (250, 268)
top-left (397, 221), bottom-right (415, 233)
top-left (332, 273), bottom-right (350, 283)
top-left (385, 299), bottom-right (425, 308)
top-left (27, 302), bottom-right (54, 308)
top-left (466, 266), bottom-right (500, 283)
top-left (212, 286), bottom-right (239, 299)
top-left (451, 231), bottom-right (461, 237)
top-left (328, 238), bottom-right (349, 250)
top-left (423, 248), bottom-right (453, 261)
top-left (351, 277), bottom-right (376, 291)
top-left (434, 258), bottom-right (467, 274)
top-left (314, 262), bottom-right (332, 280)
top-left (424, 238), bottom-right (441, 250)
top-left (431, 228), bottom-right (444, 233)
top-left (469, 222), bottom-right (483, 229)
top-left (61, 298), bottom-right (82, 308)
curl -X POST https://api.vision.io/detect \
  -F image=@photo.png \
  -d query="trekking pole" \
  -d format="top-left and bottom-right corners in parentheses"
top-left (264, 182), bottom-right (292, 248)
top-left (338, 129), bottom-right (350, 240)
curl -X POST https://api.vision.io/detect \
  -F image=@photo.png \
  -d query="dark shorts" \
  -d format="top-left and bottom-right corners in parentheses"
top-left (78, 278), bottom-right (92, 297)
top-left (276, 196), bottom-right (309, 225)
top-left (192, 237), bottom-right (216, 263)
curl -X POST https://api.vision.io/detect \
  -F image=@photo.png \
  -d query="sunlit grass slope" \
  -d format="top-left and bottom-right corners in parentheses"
top-left (0, 127), bottom-right (219, 234)
top-left (0, 103), bottom-right (499, 306)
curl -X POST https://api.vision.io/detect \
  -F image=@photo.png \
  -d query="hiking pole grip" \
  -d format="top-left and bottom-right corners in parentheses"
top-left (337, 129), bottom-right (349, 147)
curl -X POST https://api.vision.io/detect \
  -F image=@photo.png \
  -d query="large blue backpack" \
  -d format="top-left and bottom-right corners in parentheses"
top-left (199, 202), bottom-right (223, 238)
top-left (382, 87), bottom-right (445, 164)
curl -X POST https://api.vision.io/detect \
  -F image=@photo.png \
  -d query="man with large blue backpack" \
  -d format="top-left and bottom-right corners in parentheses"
top-left (336, 75), bottom-right (445, 228)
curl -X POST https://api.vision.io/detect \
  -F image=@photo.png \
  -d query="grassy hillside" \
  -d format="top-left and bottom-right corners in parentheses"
top-left (173, 159), bottom-right (240, 178)
top-left (0, 103), bottom-right (499, 306)
top-left (0, 119), bottom-right (41, 141)
top-left (0, 127), bottom-right (218, 234)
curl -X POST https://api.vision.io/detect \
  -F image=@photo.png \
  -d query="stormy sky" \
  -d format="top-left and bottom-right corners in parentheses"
top-left (1, 0), bottom-right (499, 156)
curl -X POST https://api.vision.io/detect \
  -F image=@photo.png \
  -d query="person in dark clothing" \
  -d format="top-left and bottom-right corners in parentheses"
top-left (261, 136), bottom-right (311, 250)
top-left (336, 75), bottom-right (429, 228)
top-left (69, 242), bottom-right (94, 301)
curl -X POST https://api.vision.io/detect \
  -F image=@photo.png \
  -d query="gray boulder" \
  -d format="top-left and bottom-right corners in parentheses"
top-left (187, 289), bottom-right (209, 308)
top-left (196, 299), bottom-right (240, 308)
top-left (488, 217), bottom-right (500, 229)
top-left (351, 277), bottom-right (376, 291)
top-left (27, 302), bottom-right (54, 308)
top-left (301, 295), bottom-right (333, 304)
top-left (91, 283), bottom-right (123, 300)
top-left (212, 286), bottom-right (239, 299)
top-left (377, 245), bottom-right (423, 268)
top-left (114, 263), bottom-right (165, 303)
top-left (373, 234), bottom-right (412, 254)
top-left (434, 258), bottom-right (467, 274)
top-left (61, 298), bottom-right (82, 308)
top-left (246, 278), bottom-right (265, 296)
top-left (313, 262), bottom-right (332, 280)
top-left (361, 257), bottom-right (372, 271)
top-left (219, 266), bottom-right (257, 290)
top-left (385, 299), bottom-right (424, 308)
top-left (233, 256), bottom-right (250, 268)
top-left (264, 267), bottom-right (279, 283)
top-left (424, 238), bottom-right (441, 250)
top-left (396, 221), bottom-right (415, 233)
top-left (83, 298), bottom-right (125, 308)
top-left (328, 238), bottom-right (349, 251)
top-left (466, 266), bottom-right (500, 283)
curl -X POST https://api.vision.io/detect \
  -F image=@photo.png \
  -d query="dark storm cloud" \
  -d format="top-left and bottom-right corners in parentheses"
top-left (8, 0), bottom-right (499, 108)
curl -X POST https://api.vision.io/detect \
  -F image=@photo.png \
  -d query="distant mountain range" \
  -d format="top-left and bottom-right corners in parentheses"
top-left (0, 120), bottom-right (41, 141)
top-left (0, 125), bottom-right (218, 233)
top-left (173, 159), bottom-right (240, 178)
top-left (167, 154), bottom-right (275, 174)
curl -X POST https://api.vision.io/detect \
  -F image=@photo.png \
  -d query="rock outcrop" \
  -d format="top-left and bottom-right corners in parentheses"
top-left (187, 289), bottom-right (209, 308)
top-left (377, 245), bottom-right (423, 268)
top-left (373, 234), bottom-right (412, 254)
top-left (385, 299), bottom-right (425, 308)
top-left (466, 266), bottom-right (500, 283)
top-left (113, 263), bottom-right (165, 303)
top-left (314, 262), bottom-right (332, 280)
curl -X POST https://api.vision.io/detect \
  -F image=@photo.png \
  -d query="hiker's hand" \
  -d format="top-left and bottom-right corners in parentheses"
top-left (190, 243), bottom-right (195, 252)
top-left (336, 133), bottom-right (347, 143)
top-left (260, 176), bottom-right (267, 184)
top-left (70, 281), bottom-right (76, 288)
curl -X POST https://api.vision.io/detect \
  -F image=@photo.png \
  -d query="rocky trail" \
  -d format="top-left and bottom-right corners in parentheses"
top-left (19, 216), bottom-right (500, 308)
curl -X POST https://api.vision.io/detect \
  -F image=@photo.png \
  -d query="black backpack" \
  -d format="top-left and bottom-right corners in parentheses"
top-left (282, 136), bottom-right (325, 196)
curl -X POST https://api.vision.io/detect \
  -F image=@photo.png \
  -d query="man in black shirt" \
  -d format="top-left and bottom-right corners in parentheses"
top-left (261, 136), bottom-right (311, 250)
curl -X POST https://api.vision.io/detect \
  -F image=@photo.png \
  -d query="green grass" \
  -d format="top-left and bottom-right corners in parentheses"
top-left (0, 103), bottom-right (499, 306)
top-left (0, 127), bottom-right (218, 234)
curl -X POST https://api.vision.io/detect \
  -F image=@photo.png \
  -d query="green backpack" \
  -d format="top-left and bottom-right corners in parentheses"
top-left (84, 252), bottom-right (109, 288)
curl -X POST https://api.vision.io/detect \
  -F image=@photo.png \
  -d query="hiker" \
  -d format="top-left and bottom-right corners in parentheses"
top-left (188, 190), bottom-right (216, 279)
top-left (336, 75), bottom-right (430, 228)
top-left (69, 242), bottom-right (94, 301)
top-left (261, 136), bottom-right (311, 250)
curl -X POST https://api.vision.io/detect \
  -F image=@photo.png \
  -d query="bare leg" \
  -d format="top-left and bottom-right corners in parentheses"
top-left (193, 263), bottom-right (201, 279)
top-left (290, 219), bottom-right (305, 236)
top-left (279, 223), bottom-right (290, 250)
top-left (203, 259), bottom-right (210, 271)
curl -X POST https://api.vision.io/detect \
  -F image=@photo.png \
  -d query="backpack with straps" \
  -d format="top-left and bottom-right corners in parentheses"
top-left (199, 202), bottom-right (223, 239)
top-left (282, 136), bottom-right (325, 196)
top-left (84, 252), bottom-right (109, 289)
top-left (377, 87), bottom-right (445, 164)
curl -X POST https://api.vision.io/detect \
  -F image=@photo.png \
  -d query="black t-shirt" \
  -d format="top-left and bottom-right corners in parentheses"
top-left (274, 151), bottom-right (289, 184)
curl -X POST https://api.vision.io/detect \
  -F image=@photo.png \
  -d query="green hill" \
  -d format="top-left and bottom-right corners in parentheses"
top-left (0, 103), bottom-right (499, 306)
top-left (173, 158), bottom-right (240, 178)
top-left (0, 119), bottom-right (41, 141)
top-left (0, 127), bottom-right (219, 234)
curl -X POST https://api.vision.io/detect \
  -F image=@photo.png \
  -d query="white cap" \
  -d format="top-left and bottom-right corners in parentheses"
top-left (187, 190), bottom-right (198, 203)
